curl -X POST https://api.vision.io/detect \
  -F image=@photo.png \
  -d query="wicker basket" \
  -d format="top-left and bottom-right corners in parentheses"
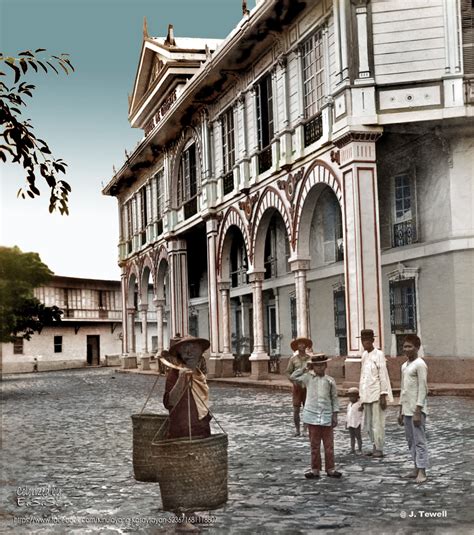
top-left (131, 413), bottom-right (169, 482)
top-left (152, 433), bottom-right (228, 512)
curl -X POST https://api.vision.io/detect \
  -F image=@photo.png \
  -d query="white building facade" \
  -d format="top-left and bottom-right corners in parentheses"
top-left (103, 0), bottom-right (474, 382)
top-left (2, 276), bottom-right (125, 373)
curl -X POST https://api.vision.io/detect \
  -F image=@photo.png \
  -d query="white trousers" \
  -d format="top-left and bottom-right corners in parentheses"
top-left (363, 401), bottom-right (386, 451)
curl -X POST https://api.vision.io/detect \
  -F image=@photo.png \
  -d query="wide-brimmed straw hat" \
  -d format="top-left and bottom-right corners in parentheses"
top-left (308, 353), bottom-right (331, 364)
top-left (290, 337), bottom-right (313, 351)
top-left (168, 335), bottom-right (210, 357)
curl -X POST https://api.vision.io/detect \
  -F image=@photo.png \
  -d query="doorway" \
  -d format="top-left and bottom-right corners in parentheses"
top-left (87, 335), bottom-right (100, 366)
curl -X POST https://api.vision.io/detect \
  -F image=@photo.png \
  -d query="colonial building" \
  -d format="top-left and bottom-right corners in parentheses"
top-left (2, 276), bottom-right (124, 373)
top-left (103, 0), bottom-right (474, 382)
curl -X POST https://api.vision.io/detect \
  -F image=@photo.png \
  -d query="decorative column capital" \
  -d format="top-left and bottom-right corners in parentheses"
top-left (247, 270), bottom-right (265, 283)
top-left (288, 257), bottom-right (310, 272)
top-left (152, 297), bottom-right (166, 308)
top-left (218, 281), bottom-right (231, 292)
top-left (127, 307), bottom-right (136, 315)
top-left (138, 304), bottom-right (148, 312)
top-left (333, 130), bottom-right (382, 149)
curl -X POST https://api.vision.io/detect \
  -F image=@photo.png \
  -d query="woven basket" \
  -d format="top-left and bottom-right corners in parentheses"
top-left (131, 413), bottom-right (169, 482)
top-left (152, 434), bottom-right (228, 512)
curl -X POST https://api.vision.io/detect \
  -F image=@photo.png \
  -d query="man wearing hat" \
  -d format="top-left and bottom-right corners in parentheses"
top-left (286, 337), bottom-right (312, 436)
top-left (162, 335), bottom-right (212, 439)
top-left (291, 353), bottom-right (342, 479)
top-left (358, 329), bottom-right (393, 458)
top-left (397, 334), bottom-right (429, 484)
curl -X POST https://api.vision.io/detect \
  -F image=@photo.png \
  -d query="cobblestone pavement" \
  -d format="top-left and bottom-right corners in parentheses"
top-left (1, 368), bottom-right (474, 534)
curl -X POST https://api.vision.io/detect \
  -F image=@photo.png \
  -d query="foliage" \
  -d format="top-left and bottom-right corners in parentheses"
top-left (0, 246), bottom-right (63, 343)
top-left (0, 49), bottom-right (74, 214)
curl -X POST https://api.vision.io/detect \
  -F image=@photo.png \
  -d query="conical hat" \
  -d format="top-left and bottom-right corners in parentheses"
top-left (168, 335), bottom-right (210, 357)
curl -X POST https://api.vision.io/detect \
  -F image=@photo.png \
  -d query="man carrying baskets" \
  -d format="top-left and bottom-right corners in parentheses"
top-left (162, 335), bottom-right (212, 439)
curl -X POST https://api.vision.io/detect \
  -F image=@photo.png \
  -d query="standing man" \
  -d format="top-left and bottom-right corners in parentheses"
top-left (286, 337), bottom-right (312, 436)
top-left (398, 334), bottom-right (429, 484)
top-left (358, 329), bottom-right (393, 458)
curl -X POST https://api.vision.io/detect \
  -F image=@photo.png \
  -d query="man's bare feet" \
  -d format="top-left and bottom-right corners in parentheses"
top-left (404, 469), bottom-right (418, 478)
top-left (415, 469), bottom-right (427, 484)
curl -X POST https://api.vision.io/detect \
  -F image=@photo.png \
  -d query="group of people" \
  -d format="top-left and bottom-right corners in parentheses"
top-left (157, 328), bottom-right (429, 486)
top-left (286, 329), bottom-right (429, 483)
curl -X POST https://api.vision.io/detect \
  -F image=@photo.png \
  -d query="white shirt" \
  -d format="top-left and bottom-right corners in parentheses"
top-left (346, 400), bottom-right (363, 429)
top-left (400, 357), bottom-right (428, 416)
top-left (359, 348), bottom-right (393, 404)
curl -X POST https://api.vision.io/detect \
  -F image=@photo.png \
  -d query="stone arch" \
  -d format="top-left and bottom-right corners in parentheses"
top-left (217, 207), bottom-right (250, 278)
top-left (251, 187), bottom-right (292, 271)
top-left (292, 160), bottom-right (343, 256)
top-left (169, 126), bottom-right (203, 209)
top-left (140, 254), bottom-right (155, 305)
top-left (126, 261), bottom-right (140, 307)
top-left (155, 245), bottom-right (169, 300)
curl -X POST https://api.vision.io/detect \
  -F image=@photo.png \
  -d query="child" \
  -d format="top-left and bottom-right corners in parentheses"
top-left (291, 353), bottom-right (342, 479)
top-left (346, 387), bottom-right (363, 454)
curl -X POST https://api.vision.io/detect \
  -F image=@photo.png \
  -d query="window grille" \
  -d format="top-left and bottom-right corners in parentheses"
top-left (302, 30), bottom-right (325, 119)
top-left (256, 74), bottom-right (274, 151)
top-left (222, 107), bottom-right (235, 174)
top-left (389, 279), bottom-right (417, 333)
top-left (178, 144), bottom-right (197, 206)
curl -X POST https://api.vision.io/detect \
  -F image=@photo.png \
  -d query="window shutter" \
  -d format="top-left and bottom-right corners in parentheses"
top-left (462, 0), bottom-right (474, 74)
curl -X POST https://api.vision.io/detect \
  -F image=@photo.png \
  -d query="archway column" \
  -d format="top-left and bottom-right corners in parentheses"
top-left (153, 297), bottom-right (165, 357)
top-left (168, 238), bottom-right (189, 337)
top-left (248, 270), bottom-right (269, 380)
top-left (138, 304), bottom-right (148, 355)
top-left (218, 281), bottom-right (234, 377)
top-left (120, 271), bottom-right (128, 355)
top-left (333, 130), bottom-right (384, 385)
top-left (289, 257), bottom-right (311, 339)
top-left (127, 307), bottom-right (136, 355)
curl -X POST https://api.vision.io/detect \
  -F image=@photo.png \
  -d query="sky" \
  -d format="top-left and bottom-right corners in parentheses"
top-left (0, 0), bottom-right (256, 280)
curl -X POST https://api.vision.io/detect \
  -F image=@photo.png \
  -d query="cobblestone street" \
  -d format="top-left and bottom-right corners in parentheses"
top-left (1, 368), bottom-right (474, 534)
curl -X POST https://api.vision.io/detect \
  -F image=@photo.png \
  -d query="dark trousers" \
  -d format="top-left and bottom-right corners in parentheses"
top-left (308, 424), bottom-right (334, 472)
top-left (349, 425), bottom-right (362, 451)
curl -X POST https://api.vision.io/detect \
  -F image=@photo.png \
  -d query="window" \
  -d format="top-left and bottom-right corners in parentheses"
top-left (125, 200), bottom-right (133, 253)
top-left (333, 289), bottom-right (347, 356)
top-left (389, 279), bottom-right (417, 333)
top-left (13, 337), bottom-right (24, 355)
top-left (151, 336), bottom-right (158, 353)
top-left (302, 30), bottom-right (325, 118)
top-left (54, 336), bottom-right (63, 353)
top-left (139, 187), bottom-right (148, 245)
top-left (221, 107), bottom-right (235, 175)
top-left (178, 144), bottom-right (197, 204)
top-left (264, 221), bottom-right (277, 280)
top-left (256, 74), bottom-right (274, 173)
top-left (392, 174), bottom-right (417, 247)
top-left (462, 0), bottom-right (474, 74)
top-left (290, 296), bottom-right (297, 340)
top-left (189, 314), bottom-right (199, 337)
top-left (155, 170), bottom-right (165, 220)
top-left (321, 189), bottom-right (343, 263)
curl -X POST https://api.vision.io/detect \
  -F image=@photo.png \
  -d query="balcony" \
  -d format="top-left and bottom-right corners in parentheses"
top-left (392, 220), bottom-right (417, 248)
top-left (304, 113), bottom-right (323, 147)
top-left (258, 146), bottom-right (272, 174)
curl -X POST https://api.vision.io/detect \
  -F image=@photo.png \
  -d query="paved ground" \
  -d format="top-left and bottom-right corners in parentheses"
top-left (1, 368), bottom-right (474, 534)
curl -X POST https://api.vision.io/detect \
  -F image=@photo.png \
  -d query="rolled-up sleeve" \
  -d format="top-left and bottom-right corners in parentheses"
top-left (330, 379), bottom-right (339, 412)
top-left (416, 361), bottom-right (428, 408)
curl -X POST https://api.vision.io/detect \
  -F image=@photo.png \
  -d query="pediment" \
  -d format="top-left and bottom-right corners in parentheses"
top-left (129, 33), bottom-right (222, 130)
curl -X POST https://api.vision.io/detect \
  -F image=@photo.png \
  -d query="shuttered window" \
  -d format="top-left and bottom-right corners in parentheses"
top-left (302, 30), bottom-right (325, 118)
top-left (178, 144), bottom-right (197, 205)
top-left (462, 0), bottom-right (474, 74)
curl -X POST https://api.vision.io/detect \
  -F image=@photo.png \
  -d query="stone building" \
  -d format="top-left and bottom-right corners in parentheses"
top-left (2, 276), bottom-right (125, 373)
top-left (103, 0), bottom-right (474, 382)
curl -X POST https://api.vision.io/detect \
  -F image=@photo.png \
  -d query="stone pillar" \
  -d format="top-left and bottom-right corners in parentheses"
top-left (127, 307), bottom-right (136, 355)
top-left (168, 238), bottom-right (189, 337)
top-left (153, 297), bottom-right (165, 356)
top-left (206, 217), bottom-right (223, 378)
top-left (248, 271), bottom-right (269, 379)
top-left (120, 270), bottom-right (128, 354)
top-left (353, 0), bottom-right (370, 79)
top-left (138, 304), bottom-right (148, 355)
top-left (289, 258), bottom-right (310, 339)
top-left (219, 281), bottom-right (234, 377)
top-left (333, 131), bottom-right (383, 376)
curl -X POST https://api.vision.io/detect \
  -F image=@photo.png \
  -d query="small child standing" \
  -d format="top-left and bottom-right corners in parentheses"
top-left (346, 387), bottom-right (363, 454)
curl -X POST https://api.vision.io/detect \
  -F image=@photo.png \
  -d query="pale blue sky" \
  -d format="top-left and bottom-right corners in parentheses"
top-left (1, 0), bottom-right (255, 280)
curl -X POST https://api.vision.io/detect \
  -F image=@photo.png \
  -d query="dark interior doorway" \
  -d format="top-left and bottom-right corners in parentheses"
top-left (87, 335), bottom-right (100, 366)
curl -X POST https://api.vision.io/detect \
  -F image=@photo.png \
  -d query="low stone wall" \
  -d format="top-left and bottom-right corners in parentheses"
top-left (2, 358), bottom-right (87, 374)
